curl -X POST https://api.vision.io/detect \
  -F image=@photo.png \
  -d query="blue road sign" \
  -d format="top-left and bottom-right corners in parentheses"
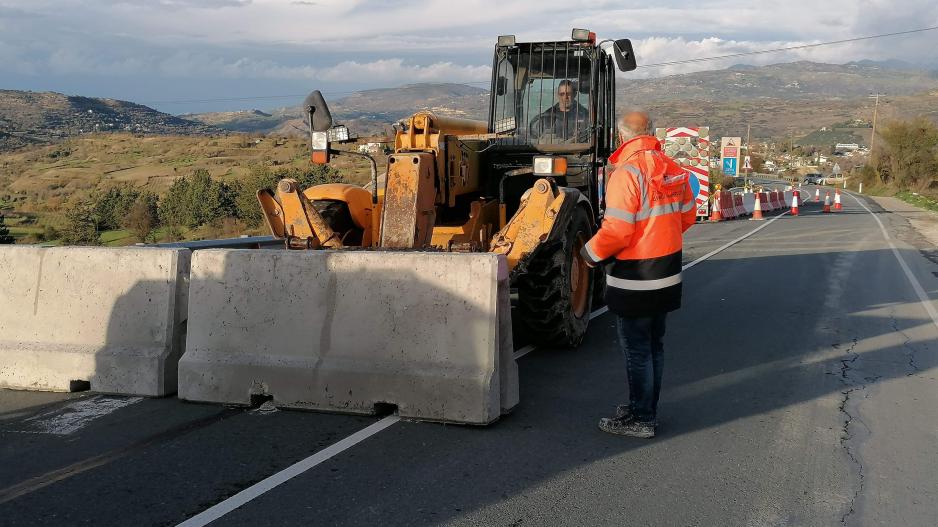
top-left (723, 157), bottom-right (737, 177)
top-left (689, 173), bottom-right (700, 200)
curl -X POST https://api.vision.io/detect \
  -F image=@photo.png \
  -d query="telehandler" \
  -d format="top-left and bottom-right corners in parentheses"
top-left (258, 29), bottom-right (637, 347)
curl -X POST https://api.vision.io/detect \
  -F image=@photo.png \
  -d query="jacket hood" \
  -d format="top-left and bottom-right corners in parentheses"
top-left (609, 135), bottom-right (687, 191)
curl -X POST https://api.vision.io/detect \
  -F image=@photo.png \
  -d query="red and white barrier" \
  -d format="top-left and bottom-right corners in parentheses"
top-left (733, 193), bottom-right (746, 217)
top-left (722, 192), bottom-right (738, 219)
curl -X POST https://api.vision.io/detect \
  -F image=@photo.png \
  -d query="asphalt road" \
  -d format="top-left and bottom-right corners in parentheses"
top-left (2, 187), bottom-right (937, 526)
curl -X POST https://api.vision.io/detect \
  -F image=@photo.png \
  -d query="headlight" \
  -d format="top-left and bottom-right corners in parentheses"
top-left (533, 156), bottom-right (568, 176)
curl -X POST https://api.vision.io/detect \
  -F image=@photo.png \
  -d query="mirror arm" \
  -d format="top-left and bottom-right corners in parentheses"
top-left (307, 106), bottom-right (316, 149)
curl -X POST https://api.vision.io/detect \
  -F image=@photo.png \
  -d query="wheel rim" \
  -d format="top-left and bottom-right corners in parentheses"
top-left (570, 232), bottom-right (590, 319)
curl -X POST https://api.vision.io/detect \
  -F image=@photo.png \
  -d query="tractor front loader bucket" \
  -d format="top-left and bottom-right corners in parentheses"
top-left (257, 178), bottom-right (343, 249)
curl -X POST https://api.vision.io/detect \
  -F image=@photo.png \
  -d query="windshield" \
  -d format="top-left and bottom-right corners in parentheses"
top-left (491, 43), bottom-right (595, 149)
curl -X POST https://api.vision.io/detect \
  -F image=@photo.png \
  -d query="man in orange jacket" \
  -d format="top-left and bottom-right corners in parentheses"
top-left (581, 111), bottom-right (696, 438)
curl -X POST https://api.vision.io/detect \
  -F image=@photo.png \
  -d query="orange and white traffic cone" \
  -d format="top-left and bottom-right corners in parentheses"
top-left (751, 193), bottom-right (764, 221)
top-left (814, 188), bottom-right (820, 202)
top-left (709, 195), bottom-right (722, 222)
top-left (791, 190), bottom-right (800, 216)
top-left (834, 189), bottom-right (842, 211)
top-left (823, 192), bottom-right (831, 213)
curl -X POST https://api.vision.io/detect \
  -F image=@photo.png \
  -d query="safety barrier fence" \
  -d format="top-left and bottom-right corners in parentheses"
top-left (708, 188), bottom-right (799, 222)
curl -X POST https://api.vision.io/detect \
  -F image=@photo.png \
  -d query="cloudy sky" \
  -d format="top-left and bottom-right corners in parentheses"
top-left (1, 0), bottom-right (936, 113)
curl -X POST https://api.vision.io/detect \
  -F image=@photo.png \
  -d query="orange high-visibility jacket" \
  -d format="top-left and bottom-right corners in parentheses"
top-left (581, 135), bottom-right (696, 317)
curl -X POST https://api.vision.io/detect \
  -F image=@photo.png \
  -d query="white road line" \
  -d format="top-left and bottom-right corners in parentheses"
top-left (175, 415), bottom-right (400, 527)
top-left (682, 212), bottom-right (789, 272)
top-left (849, 193), bottom-right (938, 332)
top-left (180, 211), bottom-right (791, 524)
top-left (513, 212), bottom-right (789, 361)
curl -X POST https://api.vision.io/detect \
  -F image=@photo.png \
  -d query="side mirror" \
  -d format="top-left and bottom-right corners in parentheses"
top-left (303, 90), bottom-right (333, 164)
top-left (495, 76), bottom-right (507, 96)
top-left (612, 39), bottom-right (637, 72)
top-left (303, 90), bottom-right (333, 132)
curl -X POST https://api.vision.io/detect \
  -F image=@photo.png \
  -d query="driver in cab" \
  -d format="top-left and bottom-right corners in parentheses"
top-left (529, 79), bottom-right (588, 141)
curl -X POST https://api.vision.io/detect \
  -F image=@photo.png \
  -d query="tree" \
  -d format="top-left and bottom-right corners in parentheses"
top-left (230, 164), bottom-right (345, 228)
top-left (158, 169), bottom-right (235, 229)
top-left (122, 193), bottom-right (159, 242)
top-left (0, 213), bottom-right (14, 244)
top-left (92, 185), bottom-right (140, 231)
top-left (60, 199), bottom-right (100, 245)
top-left (877, 118), bottom-right (938, 190)
top-left (231, 165), bottom-right (280, 228)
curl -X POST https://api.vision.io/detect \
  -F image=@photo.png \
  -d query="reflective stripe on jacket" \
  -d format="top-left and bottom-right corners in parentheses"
top-left (581, 135), bottom-right (696, 317)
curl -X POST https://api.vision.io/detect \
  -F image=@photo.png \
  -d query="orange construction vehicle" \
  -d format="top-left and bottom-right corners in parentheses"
top-left (258, 29), bottom-right (637, 347)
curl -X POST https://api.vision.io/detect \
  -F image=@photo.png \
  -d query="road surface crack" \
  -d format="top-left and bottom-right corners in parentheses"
top-left (889, 309), bottom-right (921, 376)
top-left (837, 337), bottom-right (865, 526)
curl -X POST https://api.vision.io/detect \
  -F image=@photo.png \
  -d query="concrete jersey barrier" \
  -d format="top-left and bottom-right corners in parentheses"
top-left (178, 249), bottom-right (519, 425)
top-left (0, 246), bottom-right (190, 396)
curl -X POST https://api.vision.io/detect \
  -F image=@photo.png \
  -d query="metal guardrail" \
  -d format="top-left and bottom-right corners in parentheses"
top-left (153, 235), bottom-right (284, 250)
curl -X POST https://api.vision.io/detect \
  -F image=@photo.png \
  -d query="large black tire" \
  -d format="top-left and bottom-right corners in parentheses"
top-left (312, 199), bottom-right (363, 246)
top-left (514, 205), bottom-right (594, 348)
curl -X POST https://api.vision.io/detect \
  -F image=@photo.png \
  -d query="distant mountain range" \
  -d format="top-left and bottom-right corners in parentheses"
top-left (182, 83), bottom-right (490, 138)
top-left (0, 90), bottom-right (215, 151)
top-left (619, 60), bottom-right (938, 102)
top-left (2, 60), bottom-right (937, 152)
top-left (184, 60), bottom-right (938, 141)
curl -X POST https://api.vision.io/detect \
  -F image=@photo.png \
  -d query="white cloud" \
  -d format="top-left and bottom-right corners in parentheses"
top-left (1, 0), bottom-right (936, 110)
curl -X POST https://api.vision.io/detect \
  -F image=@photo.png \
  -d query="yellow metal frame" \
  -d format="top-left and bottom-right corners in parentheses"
top-left (491, 178), bottom-right (569, 271)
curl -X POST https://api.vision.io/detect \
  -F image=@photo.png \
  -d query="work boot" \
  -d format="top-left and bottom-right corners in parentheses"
top-left (598, 415), bottom-right (656, 438)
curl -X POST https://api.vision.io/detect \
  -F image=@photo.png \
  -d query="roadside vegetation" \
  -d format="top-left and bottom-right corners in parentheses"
top-left (52, 164), bottom-right (344, 246)
top-left (0, 133), bottom-right (370, 245)
top-left (858, 117), bottom-right (938, 205)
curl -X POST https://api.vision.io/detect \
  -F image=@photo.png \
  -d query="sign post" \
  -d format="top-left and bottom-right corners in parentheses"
top-left (720, 137), bottom-right (742, 182)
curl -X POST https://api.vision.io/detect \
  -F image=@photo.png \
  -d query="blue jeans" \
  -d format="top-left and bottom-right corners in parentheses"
top-left (616, 314), bottom-right (667, 423)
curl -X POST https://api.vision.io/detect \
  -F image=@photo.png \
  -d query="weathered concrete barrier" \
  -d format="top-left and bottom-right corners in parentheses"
top-left (0, 246), bottom-right (190, 395)
top-left (178, 249), bottom-right (518, 425)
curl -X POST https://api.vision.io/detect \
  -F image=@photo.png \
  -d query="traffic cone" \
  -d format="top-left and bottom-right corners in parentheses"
top-left (709, 197), bottom-right (722, 222)
top-left (814, 188), bottom-right (820, 202)
top-left (792, 190), bottom-right (800, 216)
top-left (834, 189), bottom-right (842, 211)
top-left (823, 192), bottom-right (831, 213)
top-left (751, 193), bottom-right (764, 221)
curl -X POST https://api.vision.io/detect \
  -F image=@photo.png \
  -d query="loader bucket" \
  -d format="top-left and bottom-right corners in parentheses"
top-left (178, 250), bottom-right (518, 425)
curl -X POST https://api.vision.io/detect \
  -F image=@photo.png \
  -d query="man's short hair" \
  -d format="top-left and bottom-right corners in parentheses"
top-left (618, 109), bottom-right (653, 140)
top-left (557, 79), bottom-right (577, 95)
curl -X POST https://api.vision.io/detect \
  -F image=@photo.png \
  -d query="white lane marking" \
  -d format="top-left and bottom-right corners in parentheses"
top-left (175, 415), bottom-right (400, 527)
top-left (682, 212), bottom-right (789, 272)
top-left (589, 306), bottom-right (609, 320)
top-left (12, 396), bottom-right (142, 435)
top-left (850, 193), bottom-right (938, 332)
top-left (513, 344), bottom-right (537, 360)
top-left (513, 213), bottom-right (788, 361)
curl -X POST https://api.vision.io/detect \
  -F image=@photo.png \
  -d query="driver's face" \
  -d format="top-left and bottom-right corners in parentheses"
top-left (557, 85), bottom-right (574, 111)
